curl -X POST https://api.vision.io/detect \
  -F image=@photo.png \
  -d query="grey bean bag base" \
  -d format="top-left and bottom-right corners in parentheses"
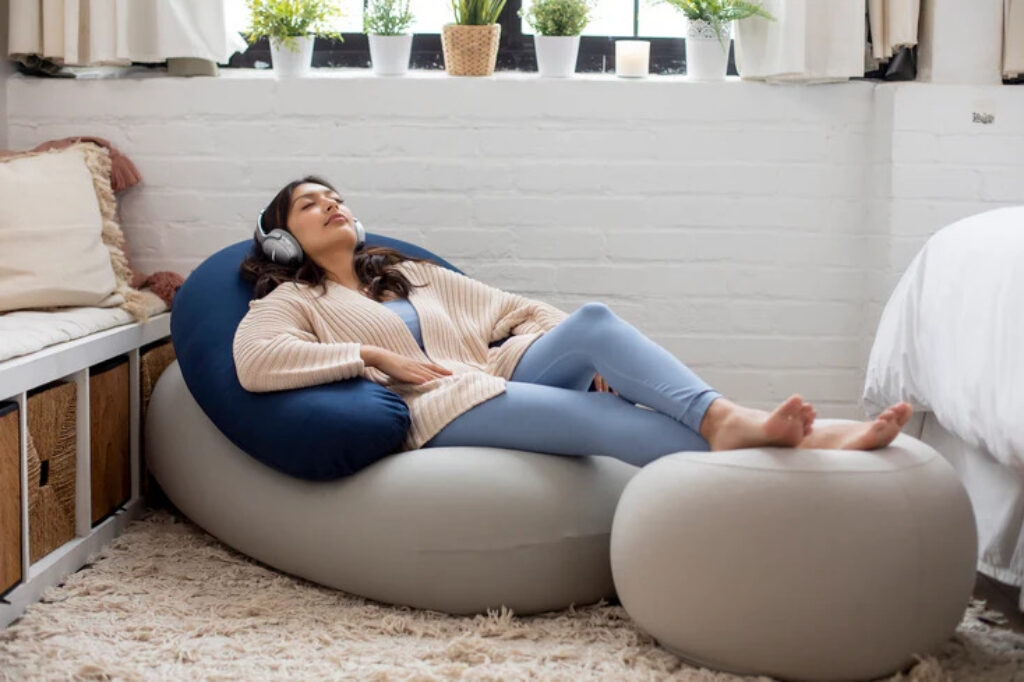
top-left (145, 361), bottom-right (641, 616)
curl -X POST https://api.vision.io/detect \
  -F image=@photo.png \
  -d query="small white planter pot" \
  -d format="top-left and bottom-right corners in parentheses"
top-left (368, 34), bottom-right (413, 76)
top-left (269, 35), bottom-right (315, 79)
top-left (533, 35), bottom-right (581, 78)
top-left (685, 19), bottom-right (731, 81)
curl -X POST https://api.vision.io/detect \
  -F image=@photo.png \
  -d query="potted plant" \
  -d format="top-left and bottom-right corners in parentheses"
top-left (518, 0), bottom-right (594, 78)
top-left (244, 0), bottom-right (344, 79)
top-left (364, 0), bottom-right (416, 76)
top-left (442, 0), bottom-right (507, 77)
top-left (647, 0), bottom-right (774, 81)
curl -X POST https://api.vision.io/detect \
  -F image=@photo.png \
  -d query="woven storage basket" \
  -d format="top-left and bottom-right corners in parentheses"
top-left (90, 356), bottom-right (131, 526)
top-left (441, 23), bottom-right (501, 76)
top-left (1, 401), bottom-right (20, 594)
top-left (140, 340), bottom-right (176, 503)
top-left (26, 381), bottom-right (76, 563)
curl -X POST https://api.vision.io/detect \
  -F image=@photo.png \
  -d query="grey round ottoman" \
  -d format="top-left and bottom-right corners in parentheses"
top-left (145, 361), bottom-right (640, 615)
top-left (609, 422), bottom-right (978, 682)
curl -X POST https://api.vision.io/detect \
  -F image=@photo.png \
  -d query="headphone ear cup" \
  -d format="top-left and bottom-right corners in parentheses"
top-left (262, 228), bottom-right (305, 266)
top-left (355, 219), bottom-right (366, 251)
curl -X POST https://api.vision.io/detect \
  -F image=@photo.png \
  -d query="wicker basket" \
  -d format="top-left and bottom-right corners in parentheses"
top-left (90, 356), bottom-right (131, 526)
top-left (441, 23), bottom-right (501, 76)
top-left (140, 340), bottom-right (176, 419)
top-left (140, 340), bottom-right (176, 505)
top-left (26, 381), bottom-right (76, 564)
top-left (1, 401), bottom-right (20, 594)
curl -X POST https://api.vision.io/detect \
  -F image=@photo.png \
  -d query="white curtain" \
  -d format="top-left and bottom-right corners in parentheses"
top-left (8, 0), bottom-right (247, 66)
top-left (867, 0), bottom-right (920, 61)
top-left (1007, 0), bottom-right (1024, 77)
top-left (733, 0), bottom-right (866, 84)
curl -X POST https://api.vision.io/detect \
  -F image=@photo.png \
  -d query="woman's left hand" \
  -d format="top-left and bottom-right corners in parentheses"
top-left (594, 373), bottom-right (619, 396)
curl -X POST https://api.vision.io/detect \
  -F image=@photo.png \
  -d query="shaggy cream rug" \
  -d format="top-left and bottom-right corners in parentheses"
top-left (1, 507), bottom-right (1023, 681)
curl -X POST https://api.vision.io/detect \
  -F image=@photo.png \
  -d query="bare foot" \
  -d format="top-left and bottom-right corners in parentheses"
top-left (703, 395), bottom-right (816, 452)
top-left (796, 403), bottom-right (914, 451)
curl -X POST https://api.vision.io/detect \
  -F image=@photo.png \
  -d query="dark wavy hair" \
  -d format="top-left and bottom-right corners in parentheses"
top-left (240, 175), bottom-right (439, 300)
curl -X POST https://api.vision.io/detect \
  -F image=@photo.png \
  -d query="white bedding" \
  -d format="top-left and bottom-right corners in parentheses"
top-left (862, 205), bottom-right (1024, 469)
top-left (0, 297), bottom-right (168, 364)
top-left (919, 412), bottom-right (1024, 598)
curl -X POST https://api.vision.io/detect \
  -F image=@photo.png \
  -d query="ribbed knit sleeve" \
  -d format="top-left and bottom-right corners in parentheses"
top-left (232, 285), bottom-right (365, 393)
top-left (416, 262), bottom-right (570, 341)
top-left (494, 292), bottom-right (569, 338)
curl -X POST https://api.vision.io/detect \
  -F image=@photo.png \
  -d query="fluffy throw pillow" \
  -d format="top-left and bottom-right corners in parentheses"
top-left (0, 142), bottom-right (150, 318)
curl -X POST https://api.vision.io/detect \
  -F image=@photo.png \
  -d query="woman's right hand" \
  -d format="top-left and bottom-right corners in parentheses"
top-left (365, 347), bottom-right (453, 385)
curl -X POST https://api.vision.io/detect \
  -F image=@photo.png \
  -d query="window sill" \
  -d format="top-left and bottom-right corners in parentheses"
top-left (26, 64), bottom-right (872, 86)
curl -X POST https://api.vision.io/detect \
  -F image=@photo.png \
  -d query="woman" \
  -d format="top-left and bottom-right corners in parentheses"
top-left (234, 176), bottom-right (913, 467)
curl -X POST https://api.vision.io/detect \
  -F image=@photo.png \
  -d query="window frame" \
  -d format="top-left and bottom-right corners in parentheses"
top-left (226, 0), bottom-right (740, 75)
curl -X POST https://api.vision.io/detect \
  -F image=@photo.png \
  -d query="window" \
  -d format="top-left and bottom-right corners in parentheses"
top-left (224, 0), bottom-right (738, 75)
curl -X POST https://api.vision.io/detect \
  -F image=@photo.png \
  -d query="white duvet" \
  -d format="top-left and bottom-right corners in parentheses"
top-left (863, 205), bottom-right (1024, 469)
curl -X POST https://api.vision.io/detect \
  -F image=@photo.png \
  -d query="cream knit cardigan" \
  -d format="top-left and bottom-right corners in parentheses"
top-left (232, 259), bottom-right (571, 452)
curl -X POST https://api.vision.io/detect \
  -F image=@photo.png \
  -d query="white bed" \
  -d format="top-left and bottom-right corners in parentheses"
top-left (863, 205), bottom-right (1024, 610)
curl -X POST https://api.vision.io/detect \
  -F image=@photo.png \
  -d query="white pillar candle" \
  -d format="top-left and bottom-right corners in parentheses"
top-left (616, 40), bottom-right (650, 78)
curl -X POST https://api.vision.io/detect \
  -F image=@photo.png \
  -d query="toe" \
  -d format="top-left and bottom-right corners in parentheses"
top-left (780, 395), bottom-right (804, 416)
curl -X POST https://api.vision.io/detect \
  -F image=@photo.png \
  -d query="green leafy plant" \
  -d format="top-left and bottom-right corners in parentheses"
top-left (450, 0), bottom-right (507, 25)
top-left (647, 0), bottom-right (774, 49)
top-left (364, 0), bottom-right (415, 35)
top-left (517, 0), bottom-right (594, 36)
top-left (244, 0), bottom-right (345, 52)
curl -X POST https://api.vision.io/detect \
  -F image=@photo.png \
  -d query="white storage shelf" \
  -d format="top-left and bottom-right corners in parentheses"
top-left (0, 312), bottom-right (171, 629)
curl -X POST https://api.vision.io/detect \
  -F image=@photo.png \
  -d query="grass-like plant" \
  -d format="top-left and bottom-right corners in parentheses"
top-left (517, 0), bottom-right (594, 36)
top-left (450, 0), bottom-right (507, 25)
top-left (647, 0), bottom-right (774, 48)
top-left (364, 0), bottom-right (415, 35)
top-left (244, 0), bottom-right (345, 52)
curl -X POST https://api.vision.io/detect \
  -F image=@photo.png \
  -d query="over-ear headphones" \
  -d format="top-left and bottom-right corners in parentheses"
top-left (255, 209), bottom-right (366, 267)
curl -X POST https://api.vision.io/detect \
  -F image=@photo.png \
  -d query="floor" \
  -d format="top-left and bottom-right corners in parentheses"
top-left (973, 571), bottom-right (1024, 635)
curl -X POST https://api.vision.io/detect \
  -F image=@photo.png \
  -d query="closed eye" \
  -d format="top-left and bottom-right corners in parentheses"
top-left (301, 196), bottom-right (343, 210)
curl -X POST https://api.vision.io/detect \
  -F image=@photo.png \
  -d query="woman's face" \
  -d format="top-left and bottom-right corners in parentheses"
top-left (284, 182), bottom-right (358, 262)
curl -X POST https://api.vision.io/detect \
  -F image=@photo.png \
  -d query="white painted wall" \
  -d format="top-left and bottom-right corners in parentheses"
top-left (861, 82), bottom-right (1024, 397)
top-left (0, 0), bottom-right (11, 150)
top-left (6, 72), bottom-right (1024, 420)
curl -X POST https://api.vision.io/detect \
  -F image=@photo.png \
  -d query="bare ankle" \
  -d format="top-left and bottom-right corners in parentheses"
top-left (699, 397), bottom-right (734, 442)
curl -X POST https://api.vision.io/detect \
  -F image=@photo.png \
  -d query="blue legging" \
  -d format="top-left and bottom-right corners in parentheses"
top-left (423, 302), bottom-right (723, 467)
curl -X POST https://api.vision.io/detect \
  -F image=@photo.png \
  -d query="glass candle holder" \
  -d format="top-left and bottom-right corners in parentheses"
top-left (615, 40), bottom-right (650, 78)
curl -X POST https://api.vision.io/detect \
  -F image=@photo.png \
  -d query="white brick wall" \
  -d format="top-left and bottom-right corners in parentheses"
top-left (0, 0), bottom-right (10, 150)
top-left (6, 71), bottom-right (1024, 420)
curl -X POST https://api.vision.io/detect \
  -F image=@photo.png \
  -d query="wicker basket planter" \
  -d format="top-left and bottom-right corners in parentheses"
top-left (441, 23), bottom-right (501, 76)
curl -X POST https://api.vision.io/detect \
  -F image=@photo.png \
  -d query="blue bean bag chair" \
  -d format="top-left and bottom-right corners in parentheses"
top-left (169, 233), bottom-right (467, 480)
